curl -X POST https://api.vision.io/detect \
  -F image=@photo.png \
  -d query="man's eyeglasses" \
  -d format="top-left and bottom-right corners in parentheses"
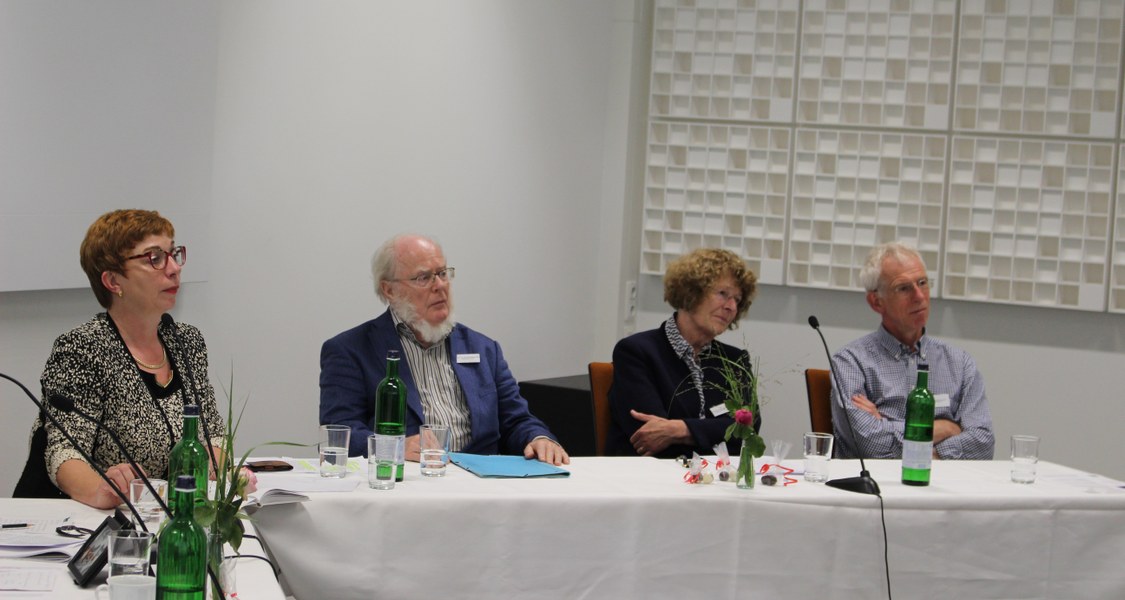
top-left (884, 277), bottom-right (929, 297)
top-left (390, 267), bottom-right (455, 288)
top-left (126, 246), bottom-right (187, 270)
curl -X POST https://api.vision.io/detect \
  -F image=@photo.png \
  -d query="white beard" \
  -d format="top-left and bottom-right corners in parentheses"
top-left (390, 297), bottom-right (456, 344)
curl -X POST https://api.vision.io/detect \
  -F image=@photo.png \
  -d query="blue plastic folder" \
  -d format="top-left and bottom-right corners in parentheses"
top-left (449, 453), bottom-right (570, 478)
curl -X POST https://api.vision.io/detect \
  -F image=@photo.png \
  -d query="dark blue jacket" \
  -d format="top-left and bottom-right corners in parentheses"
top-left (606, 324), bottom-right (760, 459)
top-left (319, 309), bottom-right (553, 457)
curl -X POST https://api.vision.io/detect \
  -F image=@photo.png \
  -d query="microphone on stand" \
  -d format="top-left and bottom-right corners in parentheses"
top-left (160, 314), bottom-right (222, 471)
top-left (0, 372), bottom-right (149, 529)
top-left (48, 395), bottom-right (172, 520)
top-left (807, 316), bottom-right (881, 496)
top-left (158, 315), bottom-right (229, 597)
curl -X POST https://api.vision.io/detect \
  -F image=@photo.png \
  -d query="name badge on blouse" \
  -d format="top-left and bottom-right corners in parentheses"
top-left (934, 393), bottom-right (951, 409)
top-left (710, 404), bottom-right (729, 417)
top-left (456, 353), bottom-right (480, 364)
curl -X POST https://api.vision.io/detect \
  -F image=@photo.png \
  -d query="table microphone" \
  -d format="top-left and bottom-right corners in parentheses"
top-left (0, 372), bottom-right (149, 529)
top-left (160, 314), bottom-right (221, 471)
top-left (807, 316), bottom-right (881, 496)
top-left (156, 315), bottom-right (232, 598)
top-left (49, 394), bottom-right (172, 520)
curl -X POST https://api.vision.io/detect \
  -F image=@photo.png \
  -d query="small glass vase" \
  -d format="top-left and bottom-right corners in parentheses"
top-left (208, 529), bottom-right (236, 599)
top-left (736, 440), bottom-right (755, 489)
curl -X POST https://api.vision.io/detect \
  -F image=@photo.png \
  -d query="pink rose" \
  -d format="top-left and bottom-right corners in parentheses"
top-left (734, 408), bottom-right (753, 426)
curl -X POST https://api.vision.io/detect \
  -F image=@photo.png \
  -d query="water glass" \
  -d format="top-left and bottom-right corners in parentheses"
top-left (803, 432), bottom-right (834, 483)
top-left (1010, 434), bottom-right (1040, 484)
top-left (319, 424), bottom-right (351, 478)
top-left (129, 478), bottom-right (167, 526)
top-left (95, 574), bottom-right (156, 600)
top-left (108, 530), bottom-right (154, 578)
top-left (420, 424), bottom-right (451, 477)
top-left (368, 434), bottom-right (398, 490)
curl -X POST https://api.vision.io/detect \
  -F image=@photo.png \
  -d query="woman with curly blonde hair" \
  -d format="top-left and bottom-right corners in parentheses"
top-left (606, 248), bottom-right (761, 458)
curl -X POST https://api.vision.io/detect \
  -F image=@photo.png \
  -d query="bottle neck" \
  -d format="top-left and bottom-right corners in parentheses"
top-left (386, 357), bottom-right (399, 378)
top-left (182, 415), bottom-right (199, 440)
top-left (916, 370), bottom-right (929, 389)
top-left (171, 486), bottom-right (196, 519)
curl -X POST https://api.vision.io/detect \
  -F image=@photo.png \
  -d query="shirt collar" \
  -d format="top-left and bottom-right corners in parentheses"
top-left (664, 313), bottom-right (711, 362)
top-left (875, 325), bottom-right (928, 361)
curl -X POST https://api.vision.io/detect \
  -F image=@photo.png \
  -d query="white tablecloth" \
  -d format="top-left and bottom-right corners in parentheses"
top-left (0, 498), bottom-right (285, 599)
top-left (251, 457), bottom-right (1125, 600)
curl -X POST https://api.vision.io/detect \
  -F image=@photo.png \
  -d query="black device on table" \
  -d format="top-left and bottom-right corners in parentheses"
top-left (66, 509), bottom-right (134, 587)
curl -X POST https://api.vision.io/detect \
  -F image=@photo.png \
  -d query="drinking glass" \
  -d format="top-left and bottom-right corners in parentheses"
top-left (368, 434), bottom-right (397, 490)
top-left (319, 425), bottom-right (351, 478)
top-left (108, 530), bottom-right (154, 578)
top-left (1010, 434), bottom-right (1040, 484)
top-left (419, 424), bottom-right (451, 477)
top-left (129, 478), bottom-right (167, 526)
top-left (803, 432), bottom-right (834, 483)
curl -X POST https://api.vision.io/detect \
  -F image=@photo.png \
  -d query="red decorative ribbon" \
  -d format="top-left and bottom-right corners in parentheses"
top-left (758, 463), bottom-right (798, 486)
top-left (683, 458), bottom-right (709, 483)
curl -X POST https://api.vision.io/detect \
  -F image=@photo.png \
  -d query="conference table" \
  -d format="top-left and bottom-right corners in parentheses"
top-left (0, 497), bottom-right (285, 599)
top-left (250, 456), bottom-right (1125, 600)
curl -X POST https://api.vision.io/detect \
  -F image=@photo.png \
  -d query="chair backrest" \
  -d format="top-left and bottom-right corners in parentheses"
top-left (804, 368), bottom-right (833, 435)
top-left (587, 362), bottom-right (614, 456)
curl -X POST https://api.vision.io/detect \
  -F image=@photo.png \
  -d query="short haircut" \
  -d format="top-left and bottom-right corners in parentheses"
top-left (80, 209), bottom-right (175, 308)
top-left (663, 248), bottom-right (757, 329)
top-left (859, 241), bottom-right (925, 293)
top-left (370, 233), bottom-right (443, 304)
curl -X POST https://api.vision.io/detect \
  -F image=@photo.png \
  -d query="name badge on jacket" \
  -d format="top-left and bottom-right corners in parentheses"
top-left (456, 353), bottom-right (481, 364)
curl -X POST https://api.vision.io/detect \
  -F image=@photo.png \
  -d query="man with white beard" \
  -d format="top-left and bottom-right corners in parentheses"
top-left (319, 234), bottom-right (568, 465)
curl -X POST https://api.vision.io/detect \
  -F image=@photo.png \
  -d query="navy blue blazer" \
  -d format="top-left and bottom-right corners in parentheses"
top-left (319, 309), bottom-right (553, 457)
top-left (606, 323), bottom-right (760, 459)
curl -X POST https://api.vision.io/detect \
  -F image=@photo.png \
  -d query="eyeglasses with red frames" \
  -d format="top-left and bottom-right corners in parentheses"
top-left (126, 246), bottom-right (187, 270)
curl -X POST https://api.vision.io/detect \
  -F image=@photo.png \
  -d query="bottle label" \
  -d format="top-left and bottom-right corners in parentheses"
top-left (902, 440), bottom-right (932, 471)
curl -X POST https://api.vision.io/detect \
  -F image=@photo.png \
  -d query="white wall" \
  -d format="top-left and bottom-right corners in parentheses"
top-left (1, 1), bottom-right (643, 491)
top-left (3, 0), bottom-right (1124, 496)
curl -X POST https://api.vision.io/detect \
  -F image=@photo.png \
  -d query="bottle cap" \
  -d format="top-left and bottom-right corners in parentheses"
top-left (918, 363), bottom-right (929, 371)
top-left (183, 404), bottom-right (200, 417)
top-left (175, 475), bottom-right (197, 492)
top-left (387, 350), bottom-right (400, 360)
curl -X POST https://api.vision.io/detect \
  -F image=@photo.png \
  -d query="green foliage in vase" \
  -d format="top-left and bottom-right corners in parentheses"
top-left (710, 353), bottom-right (765, 456)
top-left (194, 369), bottom-right (304, 552)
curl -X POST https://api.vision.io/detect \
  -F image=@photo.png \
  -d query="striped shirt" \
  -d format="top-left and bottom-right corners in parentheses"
top-left (391, 312), bottom-right (473, 452)
top-left (830, 326), bottom-right (994, 460)
top-left (664, 314), bottom-right (710, 418)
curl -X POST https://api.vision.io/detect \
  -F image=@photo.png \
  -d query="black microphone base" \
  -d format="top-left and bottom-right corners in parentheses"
top-left (826, 472), bottom-right (881, 495)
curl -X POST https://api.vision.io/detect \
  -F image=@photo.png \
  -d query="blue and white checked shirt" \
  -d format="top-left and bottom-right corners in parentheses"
top-left (830, 327), bottom-right (994, 460)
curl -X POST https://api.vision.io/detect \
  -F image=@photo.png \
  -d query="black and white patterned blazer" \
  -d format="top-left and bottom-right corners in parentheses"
top-left (31, 313), bottom-right (225, 491)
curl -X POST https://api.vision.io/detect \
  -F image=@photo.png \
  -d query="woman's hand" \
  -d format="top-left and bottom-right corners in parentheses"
top-left (628, 410), bottom-right (691, 456)
top-left (58, 460), bottom-right (141, 510)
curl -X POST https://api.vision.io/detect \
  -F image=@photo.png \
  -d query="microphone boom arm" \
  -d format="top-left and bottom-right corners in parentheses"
top-left (807, 317), bottom-right (881, 496)
top-left (49, 395), bottom-right (171, 519)
top-left (0, 372), bottom-right (150, 530)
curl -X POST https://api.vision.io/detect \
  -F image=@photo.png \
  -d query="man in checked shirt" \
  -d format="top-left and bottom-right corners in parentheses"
top-left (830, 242), bottom-right (995, 460)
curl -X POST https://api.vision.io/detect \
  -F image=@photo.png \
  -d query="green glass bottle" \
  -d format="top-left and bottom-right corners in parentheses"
top-left (157, 475), bottom-right (206, 599)
top-left (375, 350), bottom-right (407, 482)
top-left (901, 364), bottom-right (935, 486)
top-left (168, 404), bottom-right (209, 505)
